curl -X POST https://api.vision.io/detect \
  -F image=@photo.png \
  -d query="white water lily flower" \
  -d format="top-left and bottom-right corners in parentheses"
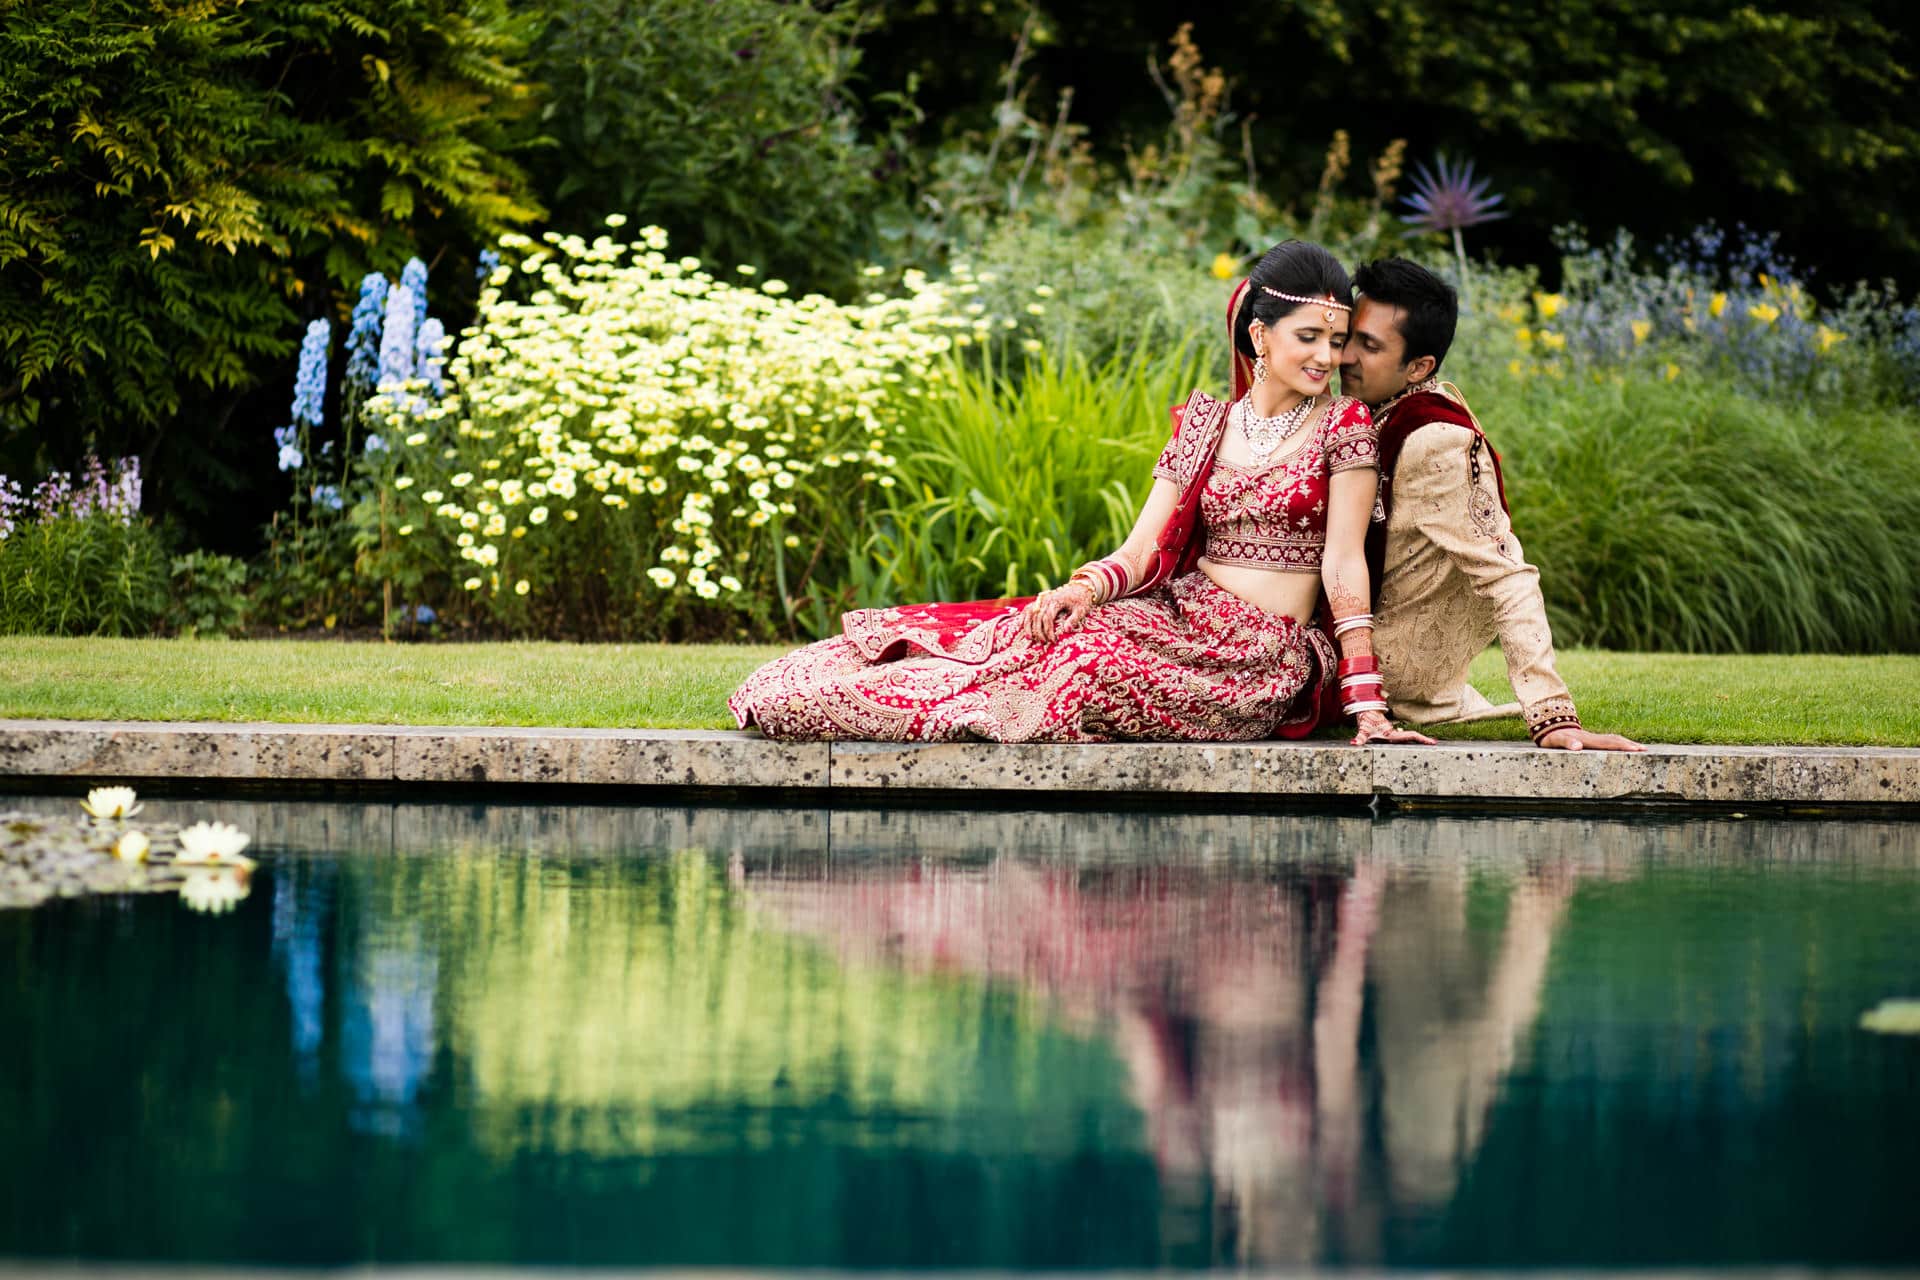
top-left (179, 866), bottom-right (251, 915)
top-left (175, 821), bottom-right (254, 868)
top-left (114, 831), bottom-right (150, 863)
top-left (80, 786), bottom-right (141, 820)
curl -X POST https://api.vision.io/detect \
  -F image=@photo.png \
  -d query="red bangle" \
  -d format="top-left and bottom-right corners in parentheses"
top-left (1337, 655), bottom-right (1380, 677)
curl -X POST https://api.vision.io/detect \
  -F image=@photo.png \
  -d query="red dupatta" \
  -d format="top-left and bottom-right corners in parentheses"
top-left (837, 280), bottom-right (1249, 662)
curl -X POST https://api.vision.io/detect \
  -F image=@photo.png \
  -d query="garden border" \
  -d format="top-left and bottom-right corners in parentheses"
top-left (2, 719), bottom-right (1917, 809)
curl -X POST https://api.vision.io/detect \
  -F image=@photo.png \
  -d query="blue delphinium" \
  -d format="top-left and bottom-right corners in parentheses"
top-left (344, 273), bottom-right (389, 393)
top-left (273, 425), bottom-right (303, 473)
top-left (377, 284), bottom-right (419, 394)
top-left (400, 258), bottom-right (429, 338)
top-left (292, 319), bottom-right (329, 427)
top-left (416, 318), bottom-right (448, 396)
top-left (364, 434), bottom-right (387, 455)
top-left (475, 248), bottom-right (501, 283)
top-left (310, 484), bottom-right (345, 512)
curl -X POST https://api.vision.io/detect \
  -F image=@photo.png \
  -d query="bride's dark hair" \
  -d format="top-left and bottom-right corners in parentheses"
top-left (1232, 241), bottom-right (1353, 360)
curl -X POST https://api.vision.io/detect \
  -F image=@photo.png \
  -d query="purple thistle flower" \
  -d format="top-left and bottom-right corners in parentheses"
top-left (344, 273), bottom-right (389, 392)
top-left (1400, 154), bottom-right (1507, 234)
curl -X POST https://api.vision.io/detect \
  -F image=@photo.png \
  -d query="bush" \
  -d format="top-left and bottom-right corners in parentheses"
top-left (0, 459), bottom-right (167, 636)
top-left (1490, 372), bottom-right (1920, 654)
top-left (836, 341), bottom-right (1218, 627)
top-left (529, 0), bottom-right (903, 296)
top-left (166, 552), bottom-right (250, 639)
top-left (373, 225), bottom-right (961, 639)
top-left (0, 0), bottom-right (542, 513)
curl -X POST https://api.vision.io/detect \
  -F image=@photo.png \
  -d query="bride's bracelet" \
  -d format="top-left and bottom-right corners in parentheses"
top-left (1067, 556), bottom-right (1132, 606)
top-left (1337, 654), bottom-right (1389, 718)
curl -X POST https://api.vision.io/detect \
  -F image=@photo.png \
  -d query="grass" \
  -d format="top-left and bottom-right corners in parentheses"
top-left (0, 637), bottom-right (1914, 745)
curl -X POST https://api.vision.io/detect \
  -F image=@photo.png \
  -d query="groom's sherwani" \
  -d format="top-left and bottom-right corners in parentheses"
top-left (1367, 381), bottom-right (1581, 744)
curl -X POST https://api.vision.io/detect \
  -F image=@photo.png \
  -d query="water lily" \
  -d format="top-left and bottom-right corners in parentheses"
top-left (115, 830), bottom-right (150, 862)
top-left (176, 820), bottom-right (255, 868)
top-left (179, 865), bottom-right (251, 915)
top-left (1860, 999), bottom-right (1920, 1035)
top-left (80, 786), bottom-right (141, 820)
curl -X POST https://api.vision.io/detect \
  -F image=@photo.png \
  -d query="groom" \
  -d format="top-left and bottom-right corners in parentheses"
top-left (1338, 258), bottom-right (1640, 752)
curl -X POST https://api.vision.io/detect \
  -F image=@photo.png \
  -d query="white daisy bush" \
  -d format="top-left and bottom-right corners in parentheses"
top-left (375, 223), bottom-right (962, 638)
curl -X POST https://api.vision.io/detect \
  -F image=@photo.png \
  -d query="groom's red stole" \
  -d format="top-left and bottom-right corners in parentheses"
top-left (1365, 385), bottom-right (1511, 604)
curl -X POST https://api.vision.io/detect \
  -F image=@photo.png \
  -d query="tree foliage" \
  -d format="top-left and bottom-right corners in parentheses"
top-left (0, 0), bottom-right (543, 489)
top-left (527, 0), bottom-right (905, 292)
top-left (871, 0), bottom-right (1920, 286)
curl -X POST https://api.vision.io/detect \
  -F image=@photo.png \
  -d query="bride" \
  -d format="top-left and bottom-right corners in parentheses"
top-left (731, 240), bottom-right (1432, 746)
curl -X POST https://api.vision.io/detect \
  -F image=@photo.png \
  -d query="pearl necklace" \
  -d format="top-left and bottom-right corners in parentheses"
top-left (1231, 393), bottom-right (1316, 464)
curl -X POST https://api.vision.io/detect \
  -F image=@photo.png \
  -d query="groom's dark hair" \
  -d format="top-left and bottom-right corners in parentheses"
top-left (1353, 258), bottom-right (1458, 373)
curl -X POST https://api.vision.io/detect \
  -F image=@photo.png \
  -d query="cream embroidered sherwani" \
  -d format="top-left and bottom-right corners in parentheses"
top-left (1371, 390), bottom-right (1580, 741)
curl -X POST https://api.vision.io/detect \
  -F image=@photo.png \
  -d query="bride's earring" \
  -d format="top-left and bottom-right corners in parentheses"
top-left (1252, 351), bottom-right (1269, 385)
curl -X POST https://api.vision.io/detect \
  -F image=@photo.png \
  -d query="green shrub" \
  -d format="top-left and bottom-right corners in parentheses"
top-left (0, 0), bottom-right (542, 500)
top-left (828, 341), bottom-right (1219, 628)
top-left (0, 516), bottom-right (169, 638)
top-left (166, 551), bottom-right (250, 639)
top-left (528, 0), bottom-right (903, 295)
top-left (1490, 372), bottom-right (1920, 654)
top-left (372, 226), bottom-right (962, 640)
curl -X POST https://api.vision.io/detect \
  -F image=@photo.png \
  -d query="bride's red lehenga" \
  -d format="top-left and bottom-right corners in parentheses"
top-left (729, 283), bottom-right (1379, 743)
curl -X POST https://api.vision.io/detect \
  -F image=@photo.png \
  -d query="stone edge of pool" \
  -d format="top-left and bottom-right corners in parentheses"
top-left (2, 718), bottom-right (1918, 807)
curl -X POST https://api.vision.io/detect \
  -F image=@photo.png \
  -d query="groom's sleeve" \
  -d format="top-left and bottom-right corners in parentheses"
top-left (1395, 425), bottom-right (1581, 741)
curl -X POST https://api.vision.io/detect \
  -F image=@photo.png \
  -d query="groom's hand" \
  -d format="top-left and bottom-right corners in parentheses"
top-left (1538, 727), bottom-right (1644, 752)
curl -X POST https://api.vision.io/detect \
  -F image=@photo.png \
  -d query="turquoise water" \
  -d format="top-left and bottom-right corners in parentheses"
top-left (1, 798), bottom-right (1917, 1268)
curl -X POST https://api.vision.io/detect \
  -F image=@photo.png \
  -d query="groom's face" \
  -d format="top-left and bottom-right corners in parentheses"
top-left (1340, 297), bottom-right (1412, 407)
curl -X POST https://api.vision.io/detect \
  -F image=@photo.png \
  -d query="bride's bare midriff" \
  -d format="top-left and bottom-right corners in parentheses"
top-left (1196, 557), bottom-right (1321, 623)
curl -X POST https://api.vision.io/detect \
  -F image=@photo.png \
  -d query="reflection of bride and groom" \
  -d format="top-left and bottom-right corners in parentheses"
top-left (733, 242), bottom-right (1639, 753)
top-left (739, 843), bottom-right (1586, 1266)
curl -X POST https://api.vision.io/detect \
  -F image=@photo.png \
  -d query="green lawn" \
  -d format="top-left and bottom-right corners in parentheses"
top-left (0, 637), bottom-right (1914, 745)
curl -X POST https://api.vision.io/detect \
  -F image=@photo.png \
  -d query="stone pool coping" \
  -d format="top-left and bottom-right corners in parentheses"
top-left (2, 717), bottom-right (1917, 807)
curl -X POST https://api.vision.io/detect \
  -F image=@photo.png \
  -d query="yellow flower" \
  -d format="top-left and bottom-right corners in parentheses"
top-left (1514, 327), bottom-right (1534, 348)
top-left (1664, 363), bottom-right (1681, 381)
top-left (1497, 303), bottom-right (1527, 324)
top-left (1631, 320), bottom-right (1652, 345)
top-left (1532, 292), bottom-right (1564, 321)
top-left (1748, 302), bottom-right (1781, 326)
top-left (1708, 292), bottom-right (1728, 318)
top-left (1210, 253), bottom-right (1238, 281)
top-left (1507, 358), bottom-right (1526, 377)
top-left (1539, 330), bottom-right (1567, 352)
top-left (1817, 325), bottom-right (1847, 354)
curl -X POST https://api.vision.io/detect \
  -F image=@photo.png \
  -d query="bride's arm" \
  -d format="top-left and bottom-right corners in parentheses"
top-left (1322, 468), bottom-right (1435, 745)
top-left (1024, 477), bottom-right (1179, 643)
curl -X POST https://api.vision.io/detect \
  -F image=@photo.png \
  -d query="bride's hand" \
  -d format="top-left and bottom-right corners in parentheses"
top-left (1023, 582), bottom-right (1095, 644)
top-left (1351, 709), bottom-right (1436, 746)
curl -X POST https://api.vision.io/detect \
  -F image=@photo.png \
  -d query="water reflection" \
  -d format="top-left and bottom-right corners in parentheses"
top-left (0, 797), bottom-right (1916, 1268)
